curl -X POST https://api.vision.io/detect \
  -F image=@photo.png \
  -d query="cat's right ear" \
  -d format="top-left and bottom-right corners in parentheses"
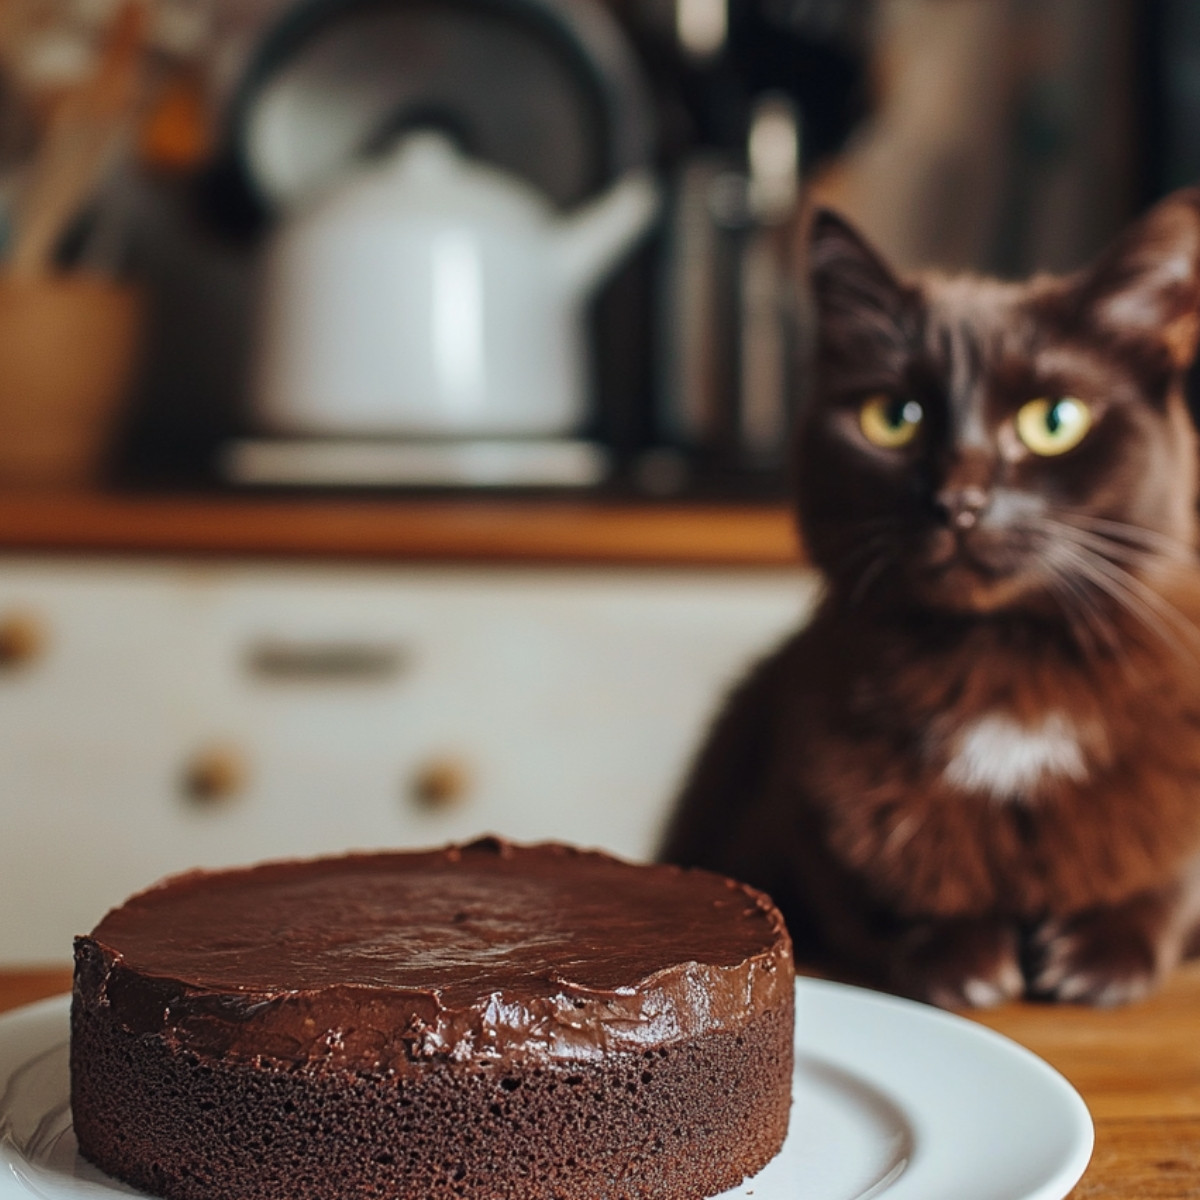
top-left (806, 209), bottom-right (910, 353)
top-left (1074, 188), bottom-right (1200, 370)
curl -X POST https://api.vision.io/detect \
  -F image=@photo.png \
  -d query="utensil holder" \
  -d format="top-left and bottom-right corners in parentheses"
top-left (0, 274), bottom-right (142, 490)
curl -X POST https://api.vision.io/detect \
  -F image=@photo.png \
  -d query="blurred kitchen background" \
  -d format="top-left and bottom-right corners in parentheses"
top-left (2, 0), bottom-right (1199, 963)
top-left (3, 0), bottom-right (1193, 498)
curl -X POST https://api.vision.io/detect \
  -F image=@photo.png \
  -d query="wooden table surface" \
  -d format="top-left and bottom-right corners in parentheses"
top-left (3, 963), bottom-right (1198, 1197)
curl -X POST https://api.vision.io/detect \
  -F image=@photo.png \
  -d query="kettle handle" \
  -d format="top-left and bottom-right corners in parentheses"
top-left (555, 171), bottom-right (661, 294)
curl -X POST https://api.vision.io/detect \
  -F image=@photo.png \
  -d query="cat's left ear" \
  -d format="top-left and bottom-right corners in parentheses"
top-left (1076, 187), bottom-right (1200, 369)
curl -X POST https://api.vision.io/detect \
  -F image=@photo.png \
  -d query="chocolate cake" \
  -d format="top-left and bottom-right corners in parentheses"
top-left (71, 838), bottom-right (794, 1200)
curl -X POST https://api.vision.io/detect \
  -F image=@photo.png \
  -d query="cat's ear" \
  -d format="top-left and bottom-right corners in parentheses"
top-left (1076, 188), bottom-right (1200, 369)
top-left (808, 209), bottom-right (907, 323)
top-left (806, 210), bottom-right (910, 368)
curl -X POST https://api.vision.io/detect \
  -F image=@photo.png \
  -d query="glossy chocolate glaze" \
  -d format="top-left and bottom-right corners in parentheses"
top-left (75, 839), bottom-right (793, 1074)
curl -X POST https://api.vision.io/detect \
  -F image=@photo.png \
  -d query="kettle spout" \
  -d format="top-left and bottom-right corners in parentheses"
top-left (554, 171), bottom-right (660, 295)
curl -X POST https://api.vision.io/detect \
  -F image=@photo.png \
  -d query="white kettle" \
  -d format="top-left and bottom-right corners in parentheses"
top-left (250, 132), bottom-right (660, 438)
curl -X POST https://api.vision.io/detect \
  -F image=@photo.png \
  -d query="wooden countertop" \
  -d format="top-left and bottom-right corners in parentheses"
top-left (0, 492), bottom-right (801, 567)
top-left (5, 963), bottom-right (1199, 1197)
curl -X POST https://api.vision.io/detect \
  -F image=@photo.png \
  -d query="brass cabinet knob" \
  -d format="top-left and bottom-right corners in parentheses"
top-left (409, 756), bottom-right (472, 811)
top-left (0, 610), bottom-right (46, 669)
top-left (182, 745), bottom-right (248, 806)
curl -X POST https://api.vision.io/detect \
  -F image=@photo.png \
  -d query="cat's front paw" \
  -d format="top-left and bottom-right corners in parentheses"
top-left (1030, 899), bottom-right (1173, 1007)
top-left (887, 917), bottom-right (1024, 1010)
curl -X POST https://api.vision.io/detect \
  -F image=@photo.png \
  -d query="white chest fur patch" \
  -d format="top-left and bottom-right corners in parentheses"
top-left (941, 711), bottom-right (1089, 802)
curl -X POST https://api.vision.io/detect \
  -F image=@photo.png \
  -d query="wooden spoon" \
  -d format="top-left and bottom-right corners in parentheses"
top-left (8, 0), bottom-right (145, 279)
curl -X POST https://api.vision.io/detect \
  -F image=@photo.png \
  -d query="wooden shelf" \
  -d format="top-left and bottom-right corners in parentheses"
top-left (0, 493), bottom-right (802, 567)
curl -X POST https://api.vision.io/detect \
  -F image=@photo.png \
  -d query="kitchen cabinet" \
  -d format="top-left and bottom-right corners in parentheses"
top-left (0, 526), bottom-right (815, 963)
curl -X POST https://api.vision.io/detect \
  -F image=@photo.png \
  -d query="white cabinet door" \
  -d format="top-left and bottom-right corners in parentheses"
top-left (0, 560), bottom-right (817, 963)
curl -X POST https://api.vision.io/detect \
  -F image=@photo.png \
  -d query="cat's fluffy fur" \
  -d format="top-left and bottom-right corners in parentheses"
top-left (660, 189), bottom-right (1200, 1007)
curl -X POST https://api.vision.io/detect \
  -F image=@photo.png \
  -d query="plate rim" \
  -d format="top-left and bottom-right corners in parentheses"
top-left (0, 980), bottom-right (1094, 1200)
top-left (792, 977), bottom-right (1094, 1200)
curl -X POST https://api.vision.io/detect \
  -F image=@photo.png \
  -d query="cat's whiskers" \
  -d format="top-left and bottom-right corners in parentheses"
top-left (1045, 517), bottom-right (1200, 615)
top-left (1043, 545), bottom-right (1169, 677)
top-left (1056, 512), bottom-right (1196, 563)
top-left (1047, 525), bottom-right (1176, 588)
top-left (1037, 552), bottom-right (1166, 691)
top-left (1087, 555), bottom-right (1200, 658)
top-left (848, 541), bottom-right (901, 608)
top-left (1044, 514), bottom-right (1181, 569)
top-left (1046, 532), bottom-right (1200, 667)
top-left (835, 518), bottom-right (906, 608)
top-left (1040, 563), bottom-right (1123, 663)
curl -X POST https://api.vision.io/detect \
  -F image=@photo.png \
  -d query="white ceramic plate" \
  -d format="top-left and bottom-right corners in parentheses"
top-left (0, 979), bottom-right (1092, 1200)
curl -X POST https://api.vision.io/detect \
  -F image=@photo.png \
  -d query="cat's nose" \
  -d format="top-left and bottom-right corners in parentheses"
top-left (934, 485), bottom-right (989, 530)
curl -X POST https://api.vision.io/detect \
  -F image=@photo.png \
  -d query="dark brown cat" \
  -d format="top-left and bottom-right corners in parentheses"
top-left (660, 188), bottom-right (1200, 1008)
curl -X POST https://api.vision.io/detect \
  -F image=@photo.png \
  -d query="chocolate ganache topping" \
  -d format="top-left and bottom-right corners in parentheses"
top-left (75, 839), bottom-right (793, 1074)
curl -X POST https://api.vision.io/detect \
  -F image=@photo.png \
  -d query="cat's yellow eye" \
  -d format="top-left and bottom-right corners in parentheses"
top-left (1015, 396), bottom-right (1093, 456)
top-left (859, 393), bottom-right (924, 448)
